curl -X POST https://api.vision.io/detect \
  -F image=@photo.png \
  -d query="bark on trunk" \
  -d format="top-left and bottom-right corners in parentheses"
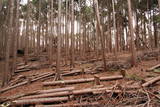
top-left (12, 0), bottom-right (20, 75)
top-left (24, 0), bottom-right (31, 65)
top-left (93, 0), bottom-right (107, 71)
top-left (55, 0), bottom-right (62, 80)
top-left (48, 0), bottom-right (53, 64)
top-left (37, 0), bottom-right (41, 56)
top-left (158, 0), bottom-right (160, 11)
top-left (70, 0), bottom-right (75, 68)
top-left (127, 0), bottom-right (137, 66)
top-left (3, 0), bottom-right (14, 86)
top-left (0, 0), bottom-right (2, 12)
top-left (112, 0), bottom-right (117, 59)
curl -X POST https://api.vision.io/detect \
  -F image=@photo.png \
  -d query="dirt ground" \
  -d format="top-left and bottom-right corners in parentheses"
top-left (0, 51), bottom-right (159, 107)
top-left (0, 58), bottom-right (159, 97)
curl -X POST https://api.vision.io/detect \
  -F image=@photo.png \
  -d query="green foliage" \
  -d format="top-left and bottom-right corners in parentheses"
top-left (0, 102), bottom-right (10, 107)
top-left (21, 4), bottom-right (27, 13)
top-left (81, 6), bottom-right (94, 23)
top-left (32, 0), bottom-right (39, 6)
top-left (126, 74), bottom-right (143, 81)
top-left (153, 14), bottom-right (160, 23)
top-left (153, 68), bottom-right (160, 73)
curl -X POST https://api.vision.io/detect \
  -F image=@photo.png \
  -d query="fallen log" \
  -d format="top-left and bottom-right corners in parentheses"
top-left (0, 72), bottom-right (55, 93)
top-left (15, 68), bottom-right (31, 73)
top-left (20, 87), bottom-right (138, 101)
top-left (146, 64), bottom-right (160, 72)
top-left (30, 72), bottom-right (51, 79)
top-left (142, 76), bottom-right (160, 87)
top-left (0, 87), bottom-right (75, 103)
top-left (43, 75), bottom-right (123, 86)
top-left (15, 63), bottom-right (50, 73)
top-left (0, 81), bottom-right (29, 93)
top-left (77, 58), bottom-right (102, 64)
top-left (9, 75), bottom-right (26, 86)
top-left (20, 87), bottom-right (121, 99)
top-left (41, 69), bottom-right (87, 81)
top-left (93, 89), bottom-right (136, 94)
top-left (0, 69), bottom-right (90, 93)
top-left (35, 102), bottom-right (100, 107)
top-left (37, 87), bottom-right (75, 94)
top-left (115, 76), bottom-right (160, 89)
top-left (0, 91), bottom-right (39, 103)
top-left (62, 70), bottom-right (83, 76)
top-left (17, 62), bottom-right (25, 66)
top-left (12, 96), bottom-right (71, 106)
top-left (9, 72), bottom-right (52, 86)
top-left (17, 64), bottom-right (30, 70)
top-left (31, 72), bottom-right (54, 82)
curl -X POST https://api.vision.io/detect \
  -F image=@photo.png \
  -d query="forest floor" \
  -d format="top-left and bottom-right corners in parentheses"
top-left (0, 50), bottom-right (160, 107)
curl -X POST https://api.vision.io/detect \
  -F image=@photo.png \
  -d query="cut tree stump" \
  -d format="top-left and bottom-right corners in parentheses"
top-left (94, 75), bottom-right (101, 86)
top-left (120, 69), bottom-right (126, 77)
top-left (43, 75), bottom-right (123, 86)
top-left (81, 68), bottom-right (85, 78)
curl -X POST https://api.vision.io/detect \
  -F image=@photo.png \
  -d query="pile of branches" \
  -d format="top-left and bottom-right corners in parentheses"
top-left (92, 50), bottom-right (160, 72)
top-left (91, 60), bottom-right (132, 73)
top-left (139, 50), bottom-right (160, 61)
top-left (0, 74), bottom-right (159, 107)
top-left (35, 87), bottom-right (160, 107)
top-left (15, 62), bottom-right (50, 73)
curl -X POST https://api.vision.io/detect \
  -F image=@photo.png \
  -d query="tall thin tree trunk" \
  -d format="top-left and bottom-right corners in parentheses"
top-left (45, 22), bottom-right (48, 50)
top-left (112, 0), bottom-right (117, 60)
top-left (24, 0), bottom-right (30, 65)
top-left (127, 0), bottom-right (137, 66)
top-left (12, 0), bottom-right (20, 75)
top-left (93, 0), bottom-right (107, 71)
top-left (3, 0), bottom-right (14, 86)
top-left (158, 0), bottom-right (160, 53)
top-left (55, 0), bottom-right (62, 80)
top-left (0, 0), bottom-right (2, 12)
top-left (153, 10), bottom-right (158, 48)
top-left (37, 0), bottom-right (41, 56)
top-left (78, 0), bottom-right (82, 58)
top-left (70, 0), bottom-right (75, 68)
top-left (33, 21), bottom-right (36, 53)
top-left (65, 0), bottom-right (69, 64)
top-left (95, 21), bottom-right (99, 58)
top-left (48, 0), bottom-right (53, 64)
top-left (158, 0), bottom-right (160, 10)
